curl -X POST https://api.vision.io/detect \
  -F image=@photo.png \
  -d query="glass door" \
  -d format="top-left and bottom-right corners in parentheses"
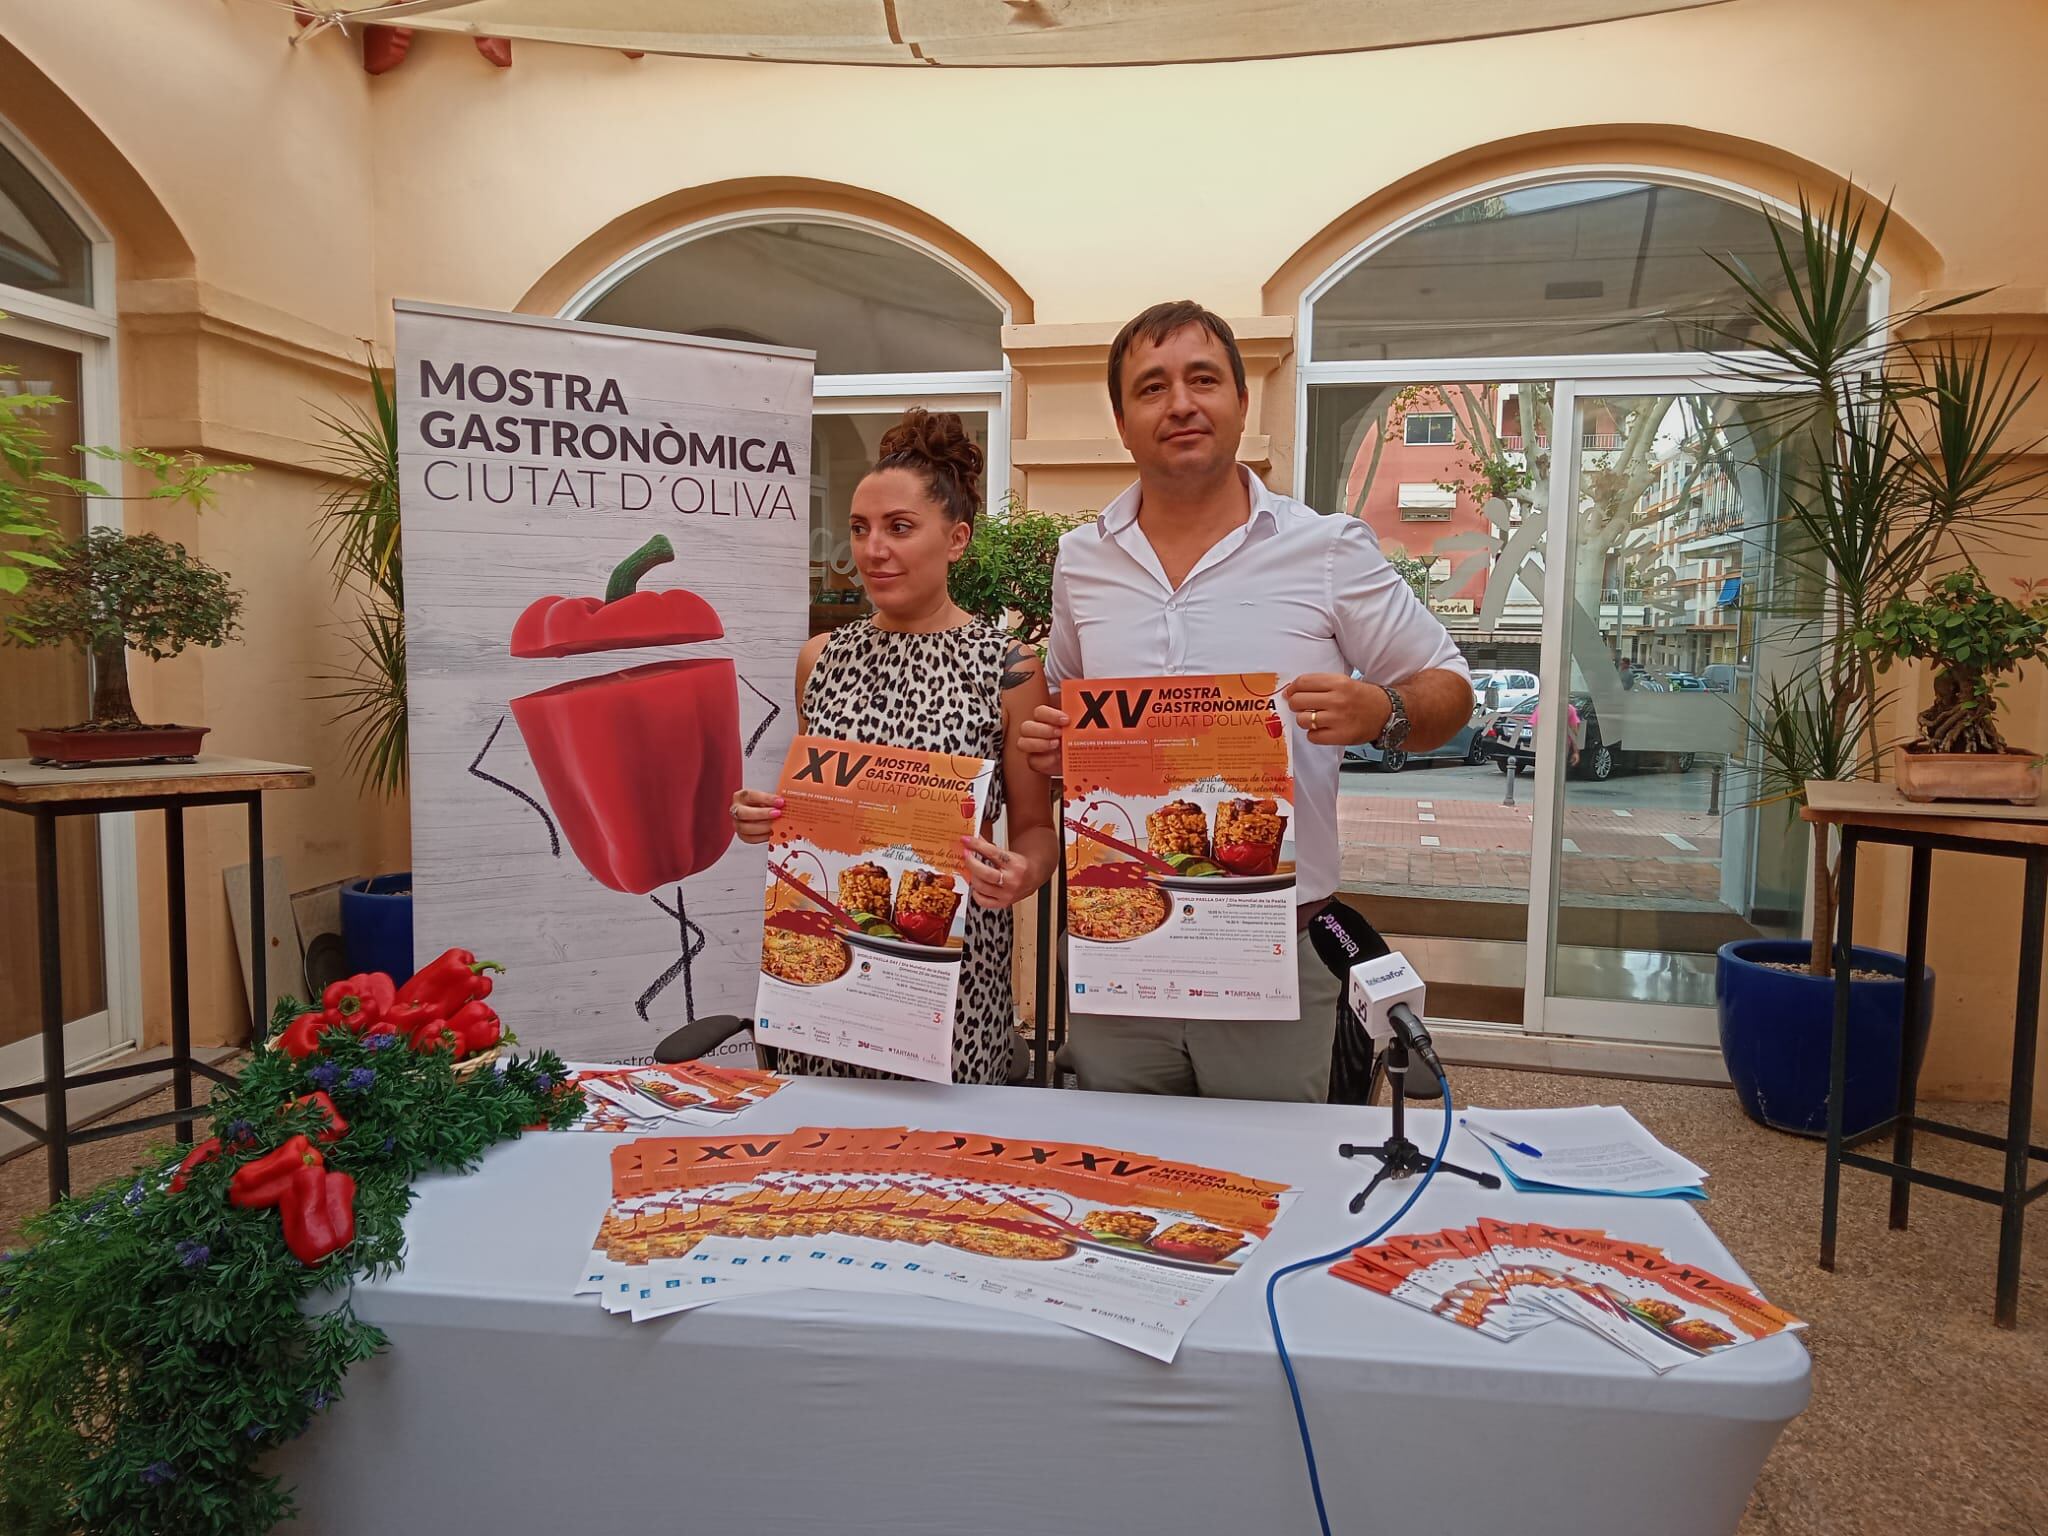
top-left (809, 398), bottom-right (996, 635)
top-left (0, 320), bottom-right (125, 1073)
top-left (1526, 386), bottom-right (1812, 1045)
top-left (1309, 378), bottom-right (1554, 1027)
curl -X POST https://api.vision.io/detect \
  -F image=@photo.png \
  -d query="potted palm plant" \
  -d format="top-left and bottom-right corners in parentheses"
top-left (1710, 190), bottom-right (2043, 1136)
top-left (2, 369), bottom-right (250, 766)
top-left (1861, 568), bottom-right (2048, 804)
top-left (313, 357), bottom-right (413, 979)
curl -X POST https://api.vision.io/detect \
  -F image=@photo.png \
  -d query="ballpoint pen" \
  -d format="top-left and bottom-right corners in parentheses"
top-left (1461, 1119), bottom-right (1542, 1158)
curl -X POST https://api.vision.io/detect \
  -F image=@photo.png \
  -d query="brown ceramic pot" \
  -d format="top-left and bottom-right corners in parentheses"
top-left (22, 724), bottom-right (210, 768)
top-left (1894, 743), bottom-right (2043, 806)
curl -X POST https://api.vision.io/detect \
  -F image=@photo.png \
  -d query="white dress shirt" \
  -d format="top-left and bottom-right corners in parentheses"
top-left (1045, 466), bottom-right (1470, 905)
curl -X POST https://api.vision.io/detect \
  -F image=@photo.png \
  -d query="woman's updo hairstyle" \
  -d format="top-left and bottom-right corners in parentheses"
top-left (873, 407), bottom-right (984, 527)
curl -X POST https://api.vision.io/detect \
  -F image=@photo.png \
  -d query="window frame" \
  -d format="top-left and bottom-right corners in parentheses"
top-left (0, 115), bottom-right (143, 1079)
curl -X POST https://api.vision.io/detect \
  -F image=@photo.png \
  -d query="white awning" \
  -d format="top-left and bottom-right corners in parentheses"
top-left (308, 0), bottom-right (1730, 68)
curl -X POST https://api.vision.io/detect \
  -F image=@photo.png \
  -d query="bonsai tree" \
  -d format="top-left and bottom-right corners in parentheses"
top-left (1858, 569), bottom-right (2048, 755)
top-left (949, 492), bottom-right (1094, 647)
top-left (1710, 189), bottom-right (2044, 971)
top-left (313, 355), bottom-right (407, 794)
top-left (7, 524), bottom-right (242, 728)
top-left (2, 410), bottom-right (249, 731)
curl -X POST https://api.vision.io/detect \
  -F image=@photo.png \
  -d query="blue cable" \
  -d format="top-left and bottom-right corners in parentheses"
top-left (1265, 1071), bottom-right (1456, 1536)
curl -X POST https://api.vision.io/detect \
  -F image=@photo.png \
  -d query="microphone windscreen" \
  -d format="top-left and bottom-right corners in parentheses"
top-left (1306, 901), bottom-right (1393, 980)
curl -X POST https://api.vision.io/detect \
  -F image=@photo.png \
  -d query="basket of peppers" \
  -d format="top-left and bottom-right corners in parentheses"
top-left (273, 947), bottom-right (509, 1074)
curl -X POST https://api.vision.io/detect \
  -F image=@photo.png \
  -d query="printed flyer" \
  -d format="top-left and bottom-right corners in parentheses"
top-left (752, 736), bottom-right (995, 1081)
top-left (1332, 1218), bottom-right (1805, 1372)
top-left (548, 1061), bottom-right (787, 1134)
top-left (579, 1125), bottom-right (1297, 1360)
top-left (1060, 674), bottom-right (1297, 1019)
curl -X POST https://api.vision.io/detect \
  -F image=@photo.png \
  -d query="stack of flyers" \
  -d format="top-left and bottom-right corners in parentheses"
top-left (549, 1061), bottom-right (787, 1134)
top-left (1331, 1218), bottom-right (1804, 1373)
top-left (575, 1125), bottom-right (1297, 1361)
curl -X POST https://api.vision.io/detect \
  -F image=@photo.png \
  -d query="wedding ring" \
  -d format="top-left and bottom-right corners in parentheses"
top-left (1309, 710), bottom-right (1320, 732)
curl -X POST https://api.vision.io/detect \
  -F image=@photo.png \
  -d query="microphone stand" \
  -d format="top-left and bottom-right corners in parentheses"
top-left (1338, 1039), bottom-right (1501, 1214)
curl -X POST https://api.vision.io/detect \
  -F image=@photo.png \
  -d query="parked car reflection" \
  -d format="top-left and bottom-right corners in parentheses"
top-left (1477, 694), bottom-right (1697, 781)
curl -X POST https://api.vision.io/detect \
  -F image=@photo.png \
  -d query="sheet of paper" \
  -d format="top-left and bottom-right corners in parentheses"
top-left (1059, 674), bottom-right (1298, 1020)
top-left (753, 735), bottom-right (995, 1081)
top-left (1460, 1106), bottom-right (1708, 1197)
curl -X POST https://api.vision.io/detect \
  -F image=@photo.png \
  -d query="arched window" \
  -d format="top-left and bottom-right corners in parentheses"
top-left (1294, 173), bottom-right (1881, 1053)
top-left (574, 217), bottom-right (1010, 630)
top-left (1307, 179), bottom-right (1829, 363)
top-left (0, 129), bottom-right (94, 306)
top-left (1, 122), bottom-right (130, 1070)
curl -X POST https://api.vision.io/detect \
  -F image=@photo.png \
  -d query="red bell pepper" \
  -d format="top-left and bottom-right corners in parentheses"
top-left (278, 1012), bottom-right (332, 1060)
top-left (279, 1164), bottom-right (357, 1266)
top-left (444, 1000), bottom-right (502, 1053)
top-left (509, 534), bottom-right (723, 659)
top-left (321, 972), bottom-right (395, 1031)
top-left (291, 1092), bottom-right (350, 1144)
top-left (508, 535), bottom-right (742, 895)
top-left (229, 1135), bottom-right (323, 1210)
top-left (169, 1137), bottom-right (221, 1194)
top-left (395, 949), bottom-right (505, 1016)
top-left (410, 1019), bottom-right (470, 1059)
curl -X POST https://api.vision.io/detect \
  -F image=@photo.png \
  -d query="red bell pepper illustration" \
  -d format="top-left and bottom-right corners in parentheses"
top-left (509, 533), bottom-right (742, 894)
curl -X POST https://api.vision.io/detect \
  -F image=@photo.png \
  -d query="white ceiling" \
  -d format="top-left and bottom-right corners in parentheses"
top-left (316, 0), bottom-right (1731, 68)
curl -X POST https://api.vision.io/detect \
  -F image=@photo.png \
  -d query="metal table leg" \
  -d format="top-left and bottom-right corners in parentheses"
top-left (248, 792), bottom-right (266, 1044)
top-left (1820, 829), bottom-right (1858, 1272)
top-left (1995, 852), bottom-right (2046, 1327)
top-left (34, 809), bottom-right (68, 1203)
top-left (166, 805), bottom-right (192, 1145)
top-left (1891, 845), bottom-right (1933, 1229)
top-left (1032, 881), bottom-right (1051, 1085)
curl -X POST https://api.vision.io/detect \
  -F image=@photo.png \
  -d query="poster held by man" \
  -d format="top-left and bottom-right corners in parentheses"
top-left (397, 302), bottom-right (812, 1062)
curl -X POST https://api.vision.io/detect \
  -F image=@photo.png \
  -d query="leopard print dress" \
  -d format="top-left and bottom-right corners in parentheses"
top-left (776, 616), bottom-right (1017, 1086)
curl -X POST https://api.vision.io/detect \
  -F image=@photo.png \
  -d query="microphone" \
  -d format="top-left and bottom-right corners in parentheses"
top-left (1345, 951), bottom-right (1449, 1086)
top-left (1306, 900), bottom-right (1392, 976)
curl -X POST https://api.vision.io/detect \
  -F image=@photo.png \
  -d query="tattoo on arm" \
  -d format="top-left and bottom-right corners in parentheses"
top-left (1000, 642), bottom-right (1035, 691)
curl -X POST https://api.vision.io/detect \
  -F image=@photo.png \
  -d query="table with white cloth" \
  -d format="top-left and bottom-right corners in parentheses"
top-left (271, 1078), bottom-right (1809, 1536)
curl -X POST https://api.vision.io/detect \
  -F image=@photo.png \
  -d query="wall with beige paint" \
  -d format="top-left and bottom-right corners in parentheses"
top-left (4, 0), bottom-right (2047, 1096)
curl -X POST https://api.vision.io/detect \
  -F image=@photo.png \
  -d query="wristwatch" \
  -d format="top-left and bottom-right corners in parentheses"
top-left (1371, 684), bottom-right (1410, 753)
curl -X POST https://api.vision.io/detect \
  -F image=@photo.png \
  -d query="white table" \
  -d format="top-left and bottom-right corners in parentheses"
top-left (271, 1079), bottom-right (1809, 1535)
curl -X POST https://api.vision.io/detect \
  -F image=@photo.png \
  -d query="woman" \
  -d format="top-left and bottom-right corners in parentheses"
top-left (732, 408), bottom-right (1059, 1084)
top-left (1530, 698), bottom-right (1583, 770)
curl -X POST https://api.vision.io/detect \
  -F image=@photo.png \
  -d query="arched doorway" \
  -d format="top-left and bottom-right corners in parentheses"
top-left (1295, 173), bottom-right (1877, 1067)
top-left (567, 213), bottom-right (1011, 633)
top-left (1, 117), bottom-right (140, 1078)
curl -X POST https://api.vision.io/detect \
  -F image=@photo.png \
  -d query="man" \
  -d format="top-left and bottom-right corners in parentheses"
top-left (1021, 300), bottom-right (1472, 1103)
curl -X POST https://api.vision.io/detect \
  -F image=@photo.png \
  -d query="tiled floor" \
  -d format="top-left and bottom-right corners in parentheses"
top-left (3, 1067), bottom-right (2041, 1533)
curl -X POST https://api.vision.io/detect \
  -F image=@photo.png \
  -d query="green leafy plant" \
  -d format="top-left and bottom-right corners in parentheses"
top-left (0, 1007), bottom-right (580, 1536)
top-left (949, 493), bottom-right (1093, 646)
top-left (1856, 569), bottom-right (2048, 755)
top-left (1709, 187), bottom-right (2045, 971)
top-left (4, 441), bottom-right (251, 729)
top-left (1383, 544), bottom-right (1435, 606)
top-left (0, 359), bottom-right (65, 597)
top-left (311, 356), bottom-right (407, 796)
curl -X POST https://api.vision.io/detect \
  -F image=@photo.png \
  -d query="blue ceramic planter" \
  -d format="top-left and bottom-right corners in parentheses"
top-left (1716, 938), bottom-right (1932, 1138)
top-left (339, 872), bottom-right (414, 984)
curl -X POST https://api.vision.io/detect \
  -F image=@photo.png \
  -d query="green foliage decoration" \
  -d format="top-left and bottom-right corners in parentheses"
top-left (0, 1003), bottom-right (583, 1536)
top-left (949, 493), bottom-right (1093, 646)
